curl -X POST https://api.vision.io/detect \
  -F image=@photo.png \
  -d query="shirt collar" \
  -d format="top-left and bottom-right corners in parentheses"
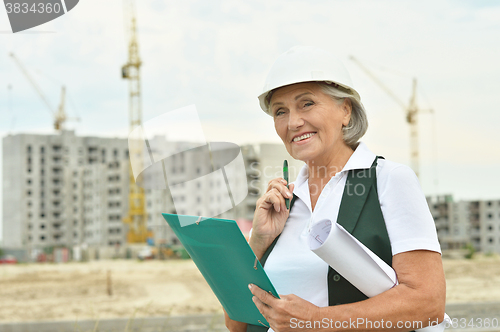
top-left (341, 142), bottom-right (376, 172)
top-left (292, 141), bottom-right (376, 186)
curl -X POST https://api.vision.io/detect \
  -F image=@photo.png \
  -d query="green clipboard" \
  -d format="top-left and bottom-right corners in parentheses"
top-left (162, 213), bottom-right (279, 327)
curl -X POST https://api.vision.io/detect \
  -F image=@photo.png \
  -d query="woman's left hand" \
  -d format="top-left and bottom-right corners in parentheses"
top-left (249, 284), bottom-right (321, 332)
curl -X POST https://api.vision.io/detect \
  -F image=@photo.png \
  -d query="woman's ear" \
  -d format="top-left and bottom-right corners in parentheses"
top-left (342, 99), bottom-right (352, 126)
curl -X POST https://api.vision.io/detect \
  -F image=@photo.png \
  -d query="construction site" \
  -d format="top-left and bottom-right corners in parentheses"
top-left (1, 0), bottom-right (500, 331)
top-left (0, 255), bottom-right (500, 330)
top-left (2, 0), bottom-right (175, 262)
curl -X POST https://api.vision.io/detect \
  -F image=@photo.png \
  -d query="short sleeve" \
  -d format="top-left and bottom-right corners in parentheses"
top-left (378, 164), bottom-right (442, 256)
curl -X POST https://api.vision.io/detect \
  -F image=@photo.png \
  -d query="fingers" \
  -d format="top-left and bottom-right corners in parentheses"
top-left (252, 293), bottom-right (269, 312)
top-left (259, 187), bottom-right (284, 213)
top-left (266, 178), bottom-right (293, 200)
top-left (267, 188), bottom-right (285, 212)
top-left (260, 178), bottom-right (296, 213)
top-left (252, 296), bottom-right (272, 329)
top-left (249, 284), bottom-right (278, 327)
top-left (262, 178), bottom-right (293, 213)
top-left (249, 284), bottom-right (278, 307)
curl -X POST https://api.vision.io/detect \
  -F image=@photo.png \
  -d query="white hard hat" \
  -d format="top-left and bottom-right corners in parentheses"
top-left (258, 46), bottom-right (360, 115)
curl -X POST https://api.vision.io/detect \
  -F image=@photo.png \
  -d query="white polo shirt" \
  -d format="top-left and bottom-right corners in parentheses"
top-left (263, 142), bottom-right (441, 310)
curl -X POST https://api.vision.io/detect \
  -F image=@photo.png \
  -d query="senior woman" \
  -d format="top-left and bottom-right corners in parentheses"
top-left (225, 46), bottom-right (446, 332)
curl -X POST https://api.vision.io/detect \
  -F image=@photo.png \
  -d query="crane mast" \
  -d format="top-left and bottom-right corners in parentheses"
top-left (122, 0), bottom-right (150, 243)
top-left (407, 78), bottom-right (419, 178)
top-left (54, 86), bottom-right (66, 131)
top-left (350, 56), bottom-right (422, 178)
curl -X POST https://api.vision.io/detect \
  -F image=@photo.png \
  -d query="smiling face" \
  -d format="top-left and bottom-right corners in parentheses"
top-left (270, 82), bottom-right (352, 165)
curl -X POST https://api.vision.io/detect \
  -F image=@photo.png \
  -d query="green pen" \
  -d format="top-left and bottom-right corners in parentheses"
top-left (283, 160), bottom-right (289, 210)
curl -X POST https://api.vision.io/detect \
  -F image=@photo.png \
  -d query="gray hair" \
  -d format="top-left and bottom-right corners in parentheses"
top-left (317, 82), bottom-right (368, 150)
top-left (265, 82), bottom-right (368, 150)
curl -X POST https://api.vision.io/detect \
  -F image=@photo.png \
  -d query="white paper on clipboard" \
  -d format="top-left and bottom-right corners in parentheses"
top-left (308, 219), bottom-right (450, 332)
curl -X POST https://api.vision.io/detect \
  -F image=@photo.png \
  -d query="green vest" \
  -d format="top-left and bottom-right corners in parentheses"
top-left (247, 156), bottom-right (392, 332)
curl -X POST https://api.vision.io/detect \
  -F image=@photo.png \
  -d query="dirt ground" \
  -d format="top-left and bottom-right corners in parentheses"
top-left (0, 254), bottom-right (499, 323)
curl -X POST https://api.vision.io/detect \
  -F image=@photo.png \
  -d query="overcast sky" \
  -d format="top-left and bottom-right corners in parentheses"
top-left (1, 0), bottom-right (500, 241)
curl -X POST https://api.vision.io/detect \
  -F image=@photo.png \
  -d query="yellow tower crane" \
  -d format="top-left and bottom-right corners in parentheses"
top-left (9, 52), bottom-right (75, 131)
top-left (350, 56), bottom-right (432, 178)
top-left (121, 0), bottom-right (152, 243)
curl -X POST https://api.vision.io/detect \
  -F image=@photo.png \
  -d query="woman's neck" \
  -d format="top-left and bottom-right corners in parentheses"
top-left (306, 143), bottom-right (354, 181)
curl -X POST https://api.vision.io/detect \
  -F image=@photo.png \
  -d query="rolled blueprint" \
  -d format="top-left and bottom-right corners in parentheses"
top-left (309, 219), bottom-right (449, 332)
top-left (309, 219), bottom-right (397, 297)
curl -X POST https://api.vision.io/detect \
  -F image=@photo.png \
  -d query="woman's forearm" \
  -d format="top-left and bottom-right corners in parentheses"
top-left (249, 235), bottom-right (273, 261)
top-left (315, 251), bottom-right (446, 332)
top-left (224, 308), bottom-right (248, 332)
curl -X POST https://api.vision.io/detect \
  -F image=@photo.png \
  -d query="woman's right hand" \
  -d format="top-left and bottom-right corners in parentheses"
top-left (250, 178), bottom-right (294, 258)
